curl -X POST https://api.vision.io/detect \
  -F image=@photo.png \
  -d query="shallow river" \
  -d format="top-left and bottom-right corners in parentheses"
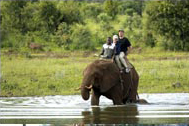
top-left (0, 93), bottom-right (189, 125)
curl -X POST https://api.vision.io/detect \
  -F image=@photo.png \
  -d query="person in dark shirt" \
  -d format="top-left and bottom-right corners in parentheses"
top-left (112, 35), bottom-right (123, 72)
top-left (118, 29), bottom-right (132, 73)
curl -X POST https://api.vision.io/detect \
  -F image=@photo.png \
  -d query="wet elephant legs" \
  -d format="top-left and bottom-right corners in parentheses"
top-left (129, 69), bottom-right (139, 102)
top-left (91, 85), bottom-right (123, 105)
top-left (91, 91), bottom-right (101, 106)
top-left (106, 85), bottom-right (123, 105)
top-left (112, 95), bottom-right (123, 105)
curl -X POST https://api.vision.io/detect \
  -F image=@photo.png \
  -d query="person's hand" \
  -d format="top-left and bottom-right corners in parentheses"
top-left (127, 46), bottom-right (132, 54)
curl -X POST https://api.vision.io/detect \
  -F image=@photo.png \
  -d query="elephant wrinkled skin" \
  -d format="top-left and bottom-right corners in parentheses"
top-left (80, 60), bottom-right (139, 105)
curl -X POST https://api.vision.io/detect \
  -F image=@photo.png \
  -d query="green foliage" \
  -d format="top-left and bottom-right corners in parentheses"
top-left (21, 2), bottom-right (40, 32)
top-left (143, 32), bottom-right (156, 48)
top-left (57, 1), bottom-right (83, 25)
top-left (103, 0), bottom-right (118, 19)
top-left (1, 1), bottom-right (189, 52)
top-left (117, 1), bottom-right (143, 16)
top-left (55, 22), bottom-right (71, 49)
top-left (1, 51), bottom-right (189, 96)
top-left (97, 13), bottom-right (112, 23)
top-left (70, 24), bottom-right (94, 50)
top-left (132, 13), bottom-right (142, 29)
top-left (97, 13), bottom-right (115, 41)
top-left (144, 1), bottom-right (189, 51)
top-left (1, 1), bottom-right (27, 33)
top-left (1, 30), bottom-right (25, 49)
top-left (37, 1), bottom-right (60, 33)
top-left (81, 3), bottom-right (103, 20)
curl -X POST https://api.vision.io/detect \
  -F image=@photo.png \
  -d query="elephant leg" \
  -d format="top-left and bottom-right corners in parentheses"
top-left (123, 98), bottom-right (128, 104)
top-left (91, 90), bottom-right (101, 106)
top-left (112, 97), bottom-right (123, 105)
top-left (129, 69), bottom-right (139, 102)
top-left (110, 87), bottom-right (123, 105)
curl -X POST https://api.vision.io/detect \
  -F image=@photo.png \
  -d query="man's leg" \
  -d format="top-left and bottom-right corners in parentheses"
top-left (119, 52), bottom-right (130, 73)
top-left (115, 55), bottom-right (123, 70)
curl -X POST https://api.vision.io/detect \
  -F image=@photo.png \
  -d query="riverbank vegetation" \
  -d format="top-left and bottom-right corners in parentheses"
top-left (1, 0), bottom-right (189, 96)
top-left (1, 0), bottom-right (189, 52)
top-left (1, 49), bottom-right (189, 96)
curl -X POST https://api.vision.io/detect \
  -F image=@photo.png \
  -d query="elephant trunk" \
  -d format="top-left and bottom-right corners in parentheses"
top-left (81, 75), bottom-right (94, 100)
top-left (81, 87), bottom-right (90, 100)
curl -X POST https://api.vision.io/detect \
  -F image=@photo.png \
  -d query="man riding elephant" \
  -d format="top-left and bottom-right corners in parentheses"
top-left (117, 29), bottom-right (132, 73)
top-left (79, 60), bottom-right (140, 105)
top-left (100, 37), bottom-right (115, 59)
top-left (78, 30), bottom-right (144, 105)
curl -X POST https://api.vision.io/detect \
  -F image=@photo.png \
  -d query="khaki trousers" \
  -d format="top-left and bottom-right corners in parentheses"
top-left (115, 52), bottom-right (129, 70)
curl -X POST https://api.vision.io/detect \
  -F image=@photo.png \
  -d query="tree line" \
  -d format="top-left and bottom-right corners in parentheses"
top-left (1, 0), bottom-right (189, 52)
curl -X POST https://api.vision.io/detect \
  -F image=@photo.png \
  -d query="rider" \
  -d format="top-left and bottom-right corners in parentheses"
top-left (100, 37), bottom-right (115, 59)
top-left (118, 29), bottom-right (132, 73)
top-left (112, 35), bottom-right (123, 73)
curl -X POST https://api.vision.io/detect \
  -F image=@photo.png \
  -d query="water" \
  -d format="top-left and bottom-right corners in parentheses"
top-left (0, 93), bottom-right (189, 125)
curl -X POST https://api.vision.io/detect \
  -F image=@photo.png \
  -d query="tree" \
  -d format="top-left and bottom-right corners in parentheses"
top-left (81, 3), bottom-right (103, 19)
top-left (144, 0), bottom-right (189, 51)
top-left (55, 22), bottom-right (71, 48)
top-left (70, 24), bottom-right (94, 50)
top-left (117, 1), bottom-right (144, 16)
top-left (57, 1), bottom-right (83, 25)
top-left (37, 1), bottom-right (60, 33)
top-left (104, 0), bottom-right (118, 19)
top-left (1, 1), bottom-right (27, 33)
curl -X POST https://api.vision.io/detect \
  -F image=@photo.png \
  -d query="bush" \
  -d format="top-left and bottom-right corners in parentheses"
top-left (70, 24), bottom-right (95, 50)
top-left (57, 1), bottom-right (83, 25)
top-left (144, 32), bottom-right (156, 48)
top-left (103, 0), bottom-right (118, 19)
top-left (55, 22), bottom-right (71, 49)
top-left (97, 13), bottom-right (112, 23)
top-left (81, 3), bottom-right (103, 20)
top-left (144, 1), bottom-right (189, 51)
top-left (1, 30), bottom-right (25, 50)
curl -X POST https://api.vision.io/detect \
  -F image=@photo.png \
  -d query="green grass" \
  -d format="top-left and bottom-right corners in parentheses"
top-left (1, 49), bottom-right (189, 96)
top-left (135, 59), bottom-right (189, 93)
top-left (1, 53), bottom-right (94, 96)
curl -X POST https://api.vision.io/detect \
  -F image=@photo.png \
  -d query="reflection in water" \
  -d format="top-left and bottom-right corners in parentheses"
top-left (82, 105), bottom-right (139, 124)
top-left (0, 93), bottom-right (189, 125)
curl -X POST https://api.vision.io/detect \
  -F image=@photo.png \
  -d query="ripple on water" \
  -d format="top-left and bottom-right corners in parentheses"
top-left (0, 93), bottom-right (189, 124)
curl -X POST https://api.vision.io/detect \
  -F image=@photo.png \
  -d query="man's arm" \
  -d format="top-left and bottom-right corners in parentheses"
top-left (111, 47), bottom-right (116, 62)
top-left (127, 46), bottom-right (132, 54)
top-left (125, 38), bottom-right (132, 55)
top-left (100, 47), bottom-right (104, 56)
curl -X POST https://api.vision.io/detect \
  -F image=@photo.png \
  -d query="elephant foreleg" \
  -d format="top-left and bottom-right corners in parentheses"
top-left (113, 98), bottom-right (123, 105)
top-left (91, 90), bottom-right (101, 106)
top-left (112, 92), bottom-right (123, 105)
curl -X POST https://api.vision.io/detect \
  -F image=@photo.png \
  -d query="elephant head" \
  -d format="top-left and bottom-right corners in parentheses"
top-left (80, 60), bottom-right (121, 101)
top-left (81, 63), bottom-right (100, 100)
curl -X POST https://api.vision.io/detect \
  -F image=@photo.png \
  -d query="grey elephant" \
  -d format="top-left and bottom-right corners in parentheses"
top-left (80, 60), bottom-right (141, 105)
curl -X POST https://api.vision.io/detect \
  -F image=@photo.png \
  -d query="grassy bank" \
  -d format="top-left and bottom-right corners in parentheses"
top-left (1, 49), bottom-right (189, 96)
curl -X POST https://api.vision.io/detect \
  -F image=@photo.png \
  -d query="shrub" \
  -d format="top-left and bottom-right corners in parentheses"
top-left (55, 22), bottom-right (71, 49)
top-left (70, 24), bottom-right (95, 50)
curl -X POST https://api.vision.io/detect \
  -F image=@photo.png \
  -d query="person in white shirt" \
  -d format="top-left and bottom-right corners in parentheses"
top-left (100, 37), bottom-right (115, 59)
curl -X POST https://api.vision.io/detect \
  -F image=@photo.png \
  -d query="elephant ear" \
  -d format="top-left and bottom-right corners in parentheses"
top-left (96, 61), bottom-right (120, 93)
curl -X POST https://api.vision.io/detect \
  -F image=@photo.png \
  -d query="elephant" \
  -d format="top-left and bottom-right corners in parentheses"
top-left (80, 59), bottom-right (140, 105)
